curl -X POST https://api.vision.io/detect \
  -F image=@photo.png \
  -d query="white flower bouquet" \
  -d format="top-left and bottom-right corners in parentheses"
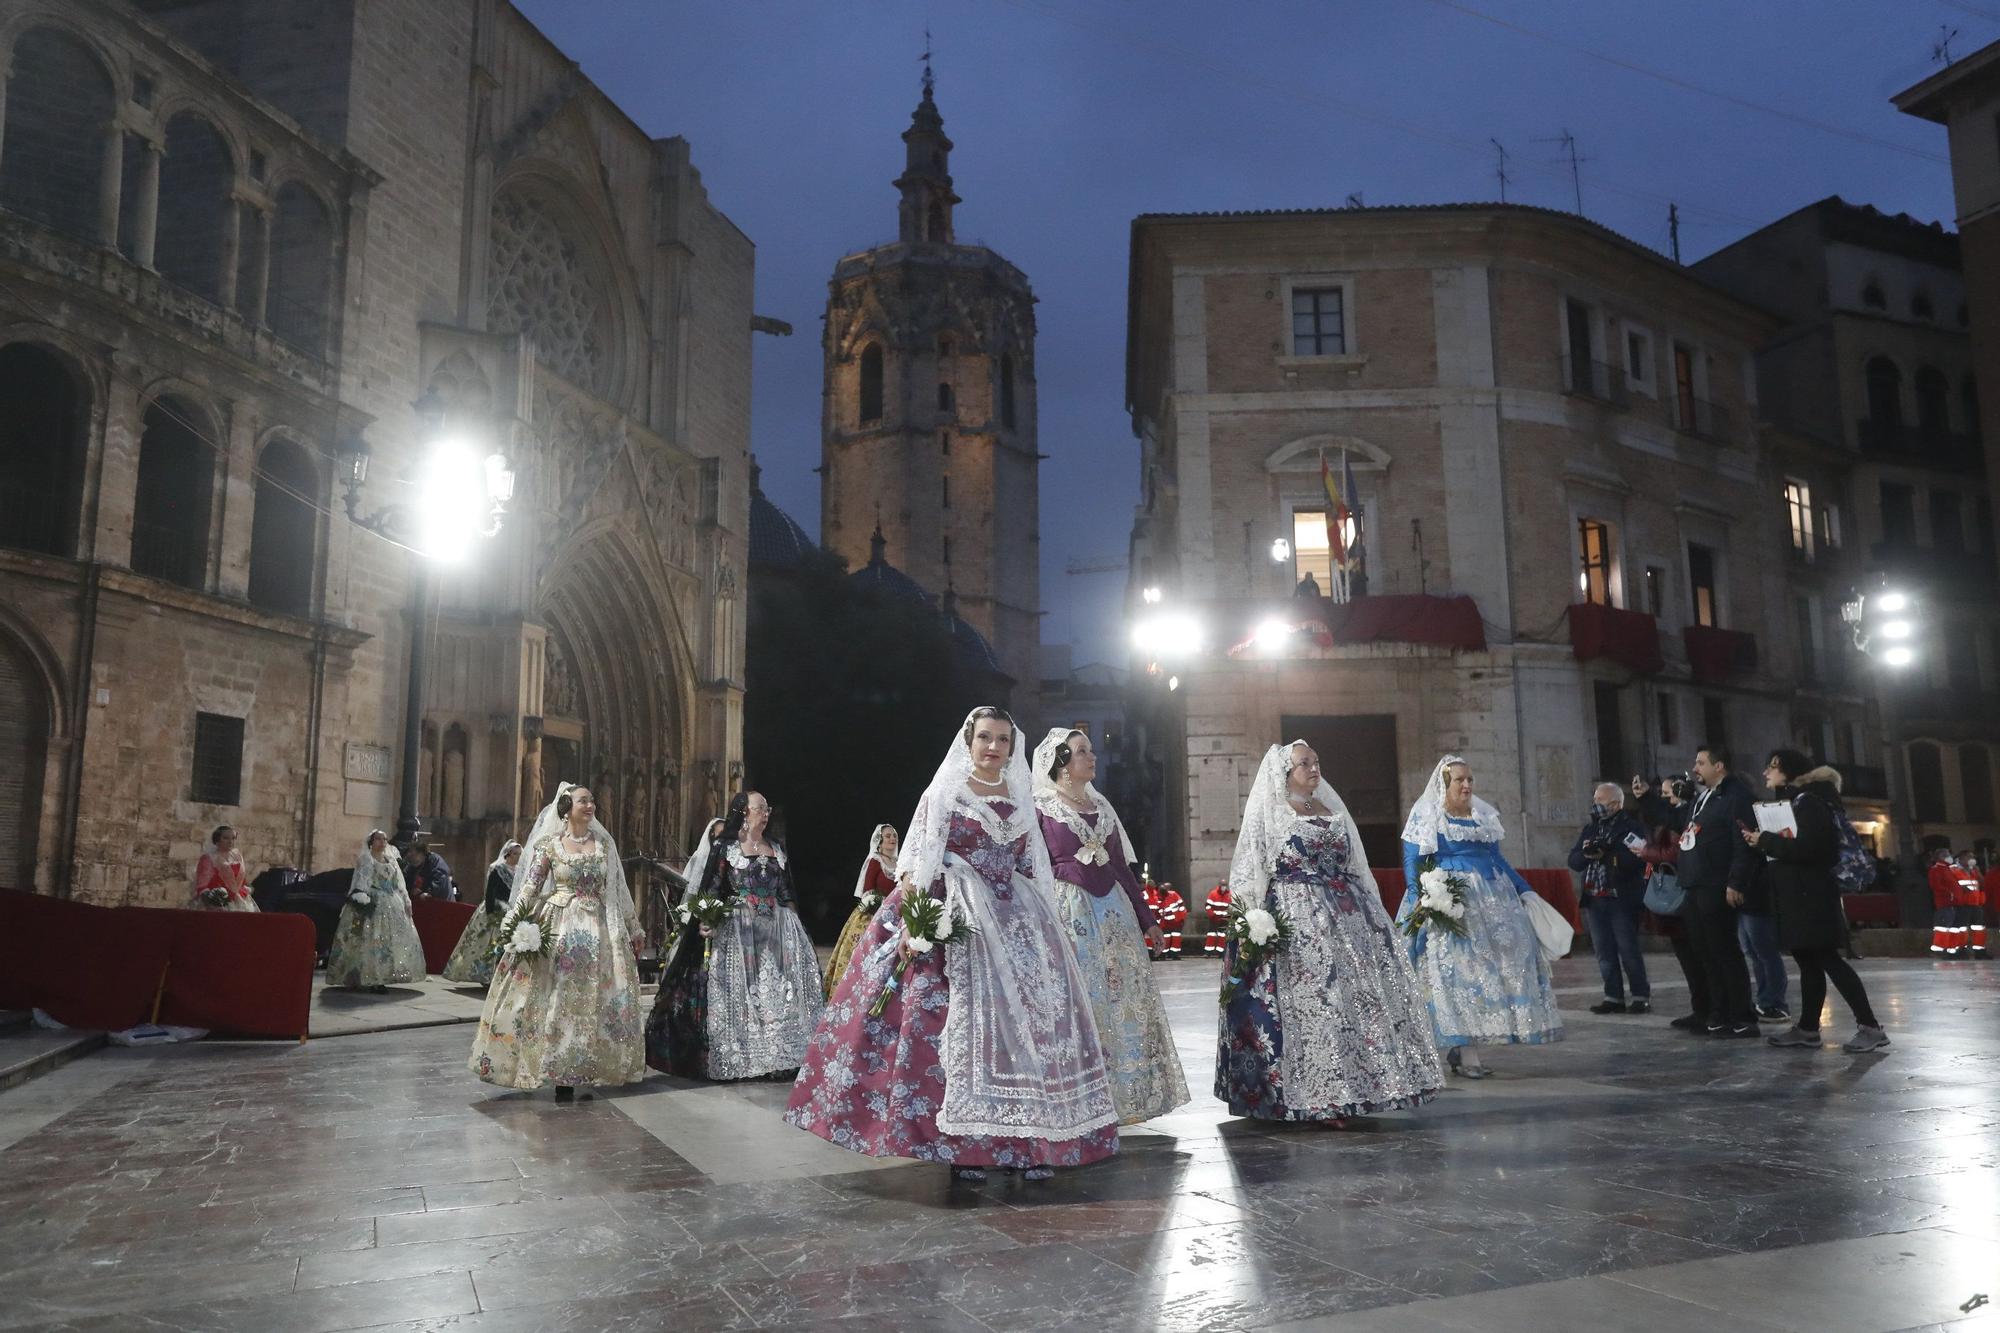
top-left (869, 892), bottom-right (974, 1017)
top-left (1402, 859), bottom-right (1470, 941)
top-left (672, 892), bottom-right (738, 969)
top-left (1219, 901), bottom-right (1295, 1004)
top-left (198, 886), bottom-right (231, 908)
top-left (346, 889), bottom-right (376, 917)
top-left (491, 899), bottom-right (551, 963)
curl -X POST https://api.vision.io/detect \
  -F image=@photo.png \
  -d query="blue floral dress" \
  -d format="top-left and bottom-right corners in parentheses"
top-left (1217, 817), bottom-right (1444, 1120)
top-left (1398, 820), bottom-right (1564, 1048)
top-left (325, 854), bottom-right (425, 989)
top-left (470, 836), bottom-right (645, 1089)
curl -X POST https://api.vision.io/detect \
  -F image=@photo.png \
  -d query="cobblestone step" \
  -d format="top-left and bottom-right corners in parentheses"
top-left (0, 1026), bottom-right (106, 1094)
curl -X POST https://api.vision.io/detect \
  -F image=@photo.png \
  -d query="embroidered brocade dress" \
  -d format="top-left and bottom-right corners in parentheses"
top-left (442, 867), bottom-right (511, 985)
top-left (1397, 819), bottom-right (1564, 1049)
top-left (648, 845), bottom-right (823, 1080)
top-left (785, 799), bottom-right (1121, 1168)
top-left (1037, 806), bottom-right (1189, 1124)
top-left (1217, 816), bottom-right (1444, 1120)
top-left (193, 854), bottom-right (258, 911)
top-left (824, 857), bottom-right (896, 996)
top-left (325, 856), bottom-right (425, 989)
top-left (469, 838), bottom-right (645, 1089)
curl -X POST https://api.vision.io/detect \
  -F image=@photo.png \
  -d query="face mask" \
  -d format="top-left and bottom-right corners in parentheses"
top-left (1590, 802), bottom-right (1610, 819)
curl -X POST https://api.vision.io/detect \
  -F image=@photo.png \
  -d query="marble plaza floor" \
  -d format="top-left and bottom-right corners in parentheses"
top-left (1, 957), bottom-right (1997, 1332)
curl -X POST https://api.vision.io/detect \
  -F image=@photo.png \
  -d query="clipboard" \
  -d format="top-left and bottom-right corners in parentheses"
top-left (1753, 801), bottom-right (1797, 838)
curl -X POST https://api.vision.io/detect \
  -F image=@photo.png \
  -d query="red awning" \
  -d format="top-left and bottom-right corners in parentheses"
top-left (1320, 594), bottom-right (1487, 651)
top-left (1683, 624), bottom-right (1759, 683)
top-left (1568, 601), bottom-right (1664, 675)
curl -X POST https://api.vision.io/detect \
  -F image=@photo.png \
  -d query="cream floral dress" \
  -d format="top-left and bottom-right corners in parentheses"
top-left (325, 853), bottom-right (425, 989)
top-left (469, 834), bottom-right (645, 1090)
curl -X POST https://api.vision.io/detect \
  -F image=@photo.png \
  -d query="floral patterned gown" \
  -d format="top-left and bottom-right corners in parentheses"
top-left (325, 855), bottom-right (425, 989)
top-left (442, 867), bottom-right (510, 986)
top-left (648, 845), bottom-right (823, 1080)
top-left (824, 857), bottom-right (896, 996)
top-left (786, 798), bottom-right (1121, 1168)
top-left (1217, 817), bottom-right (1444, 1120)
top-left (1038, 806), bottom-right (1189, 1125)
top-left (1397, 820), bottom-right (1564, 1049)
top-left (470, 836), bottom-right (645, 1089)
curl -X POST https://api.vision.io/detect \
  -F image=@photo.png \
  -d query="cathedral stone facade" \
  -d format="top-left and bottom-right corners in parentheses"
top-left (819, 75), bottom-right (1041, 693)
top-left (0, 0), bottom-right (753, 907)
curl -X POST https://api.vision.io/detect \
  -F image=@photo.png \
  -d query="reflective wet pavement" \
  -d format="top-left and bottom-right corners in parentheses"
top-left (1, 956), bottom-right (1995, 1332)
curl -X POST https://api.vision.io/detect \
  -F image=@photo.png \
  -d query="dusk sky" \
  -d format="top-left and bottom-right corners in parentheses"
top-left (516, 0), bottom-right (1977, 667)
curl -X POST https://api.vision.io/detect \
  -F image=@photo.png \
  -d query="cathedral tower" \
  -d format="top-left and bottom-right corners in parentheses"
top-left (820, 69), bottom-right (1040, 692)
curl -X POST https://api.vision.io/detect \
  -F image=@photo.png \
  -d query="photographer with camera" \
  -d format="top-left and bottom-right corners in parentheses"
top-left (1632, 773), bottom-right (1709, 1030)
top-left (1568, 782), bottom-right (1650, 1014)
top-left (1662, 745), bottom-right (1761, 1038)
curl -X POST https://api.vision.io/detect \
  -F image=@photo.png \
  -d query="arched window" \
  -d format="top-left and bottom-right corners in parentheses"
top-left (1000, 355), bottom-right (1017, 430)
top-left (1864, 357), bottom-right (1902, 429)
top-left (1861, 279), bottom-right (1887, 310)
top-left (1915, 366), bottom-right (1951, 440)
top-left (0, 28), bottom-right (114, 243)
top-left (1962, 743), bottom-right (1995, 823)
top-left (1908, 740), bottom-right (1947, 823)
top-left (1913, 290), bottom-right (1936, 321)
top-left (1963, 374), bottom-right (1982, 440)
top-left (0, 344), bottom-right (88, 556)
top-left (156, 114), bottom-right (236, 306)
top-left (857, 344), bottom-right (883, 424)
top-left (130, 397), bottom-right (215, 590)
top-left (268, 184), bottom-right (332, 354)
top-left (0, 632), bottom-right (51, 887)
top-left (247, 438), bottom-right (317, 615)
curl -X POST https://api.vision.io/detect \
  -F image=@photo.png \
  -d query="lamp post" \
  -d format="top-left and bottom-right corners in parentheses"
top-left (339, 389), bottom-right (515, 851)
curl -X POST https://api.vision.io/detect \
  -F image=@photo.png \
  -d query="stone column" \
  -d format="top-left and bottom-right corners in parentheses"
top-left (96, 123), bottom-right (124, 247)
top-left (245, 204), bottom-right (271, 327)
top-left (219, 196), bottom-right (242, 309)
top-left (132, 140), bottom-right (161, 269)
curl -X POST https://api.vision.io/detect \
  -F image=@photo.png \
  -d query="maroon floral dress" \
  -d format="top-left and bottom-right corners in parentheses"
top-left (785, 800), bottom-right (1120, 1168)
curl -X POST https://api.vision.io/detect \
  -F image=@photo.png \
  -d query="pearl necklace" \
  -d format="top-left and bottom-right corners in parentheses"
top-left (969, 771), bottom-right (1007, 788)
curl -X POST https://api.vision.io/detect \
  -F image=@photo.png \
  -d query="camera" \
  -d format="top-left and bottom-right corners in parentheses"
top-left (1580, 837), bottom-right (1608, 859)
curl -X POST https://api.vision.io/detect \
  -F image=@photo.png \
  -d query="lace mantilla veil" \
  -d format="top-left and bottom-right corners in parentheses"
top-left (680, 816), bottom-right (720, 902)
top-left (896, 709), bottom-right (1116, 1141)
top-left (1399, 754), bottom-right (1505, 854)
top-left (1228, 741), bottom-right (1384, 910)
top-left (1029, 727), bottom-right (1141, 870)
top-left (348, 838), bottom-right (404, 899)
top-left (487, 840), bottom-right (522, 901)
top-left (522, 782), bottom-right (641, 943)
top-left (190, 833), bottom-right (243, 898)
top-left (851, 823), bottom-right (896, 901)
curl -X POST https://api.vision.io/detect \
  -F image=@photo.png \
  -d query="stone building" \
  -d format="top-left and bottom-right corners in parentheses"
top-left (818, 71), bottom-right (1040, 694)
top-left (1124, 204), bottom-right (1832, 886)
top-left (0, 0), bottom-right (753, 906)
top-left (1696, 198), bottom-right (2000, 869)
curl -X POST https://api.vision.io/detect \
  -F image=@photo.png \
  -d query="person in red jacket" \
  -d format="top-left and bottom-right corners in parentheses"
top-left (1144, 879), bottom-right (1187, 957)
top-left (1980, 858), bottom-right (2000, 959)
top-left (1928, 848), bottom-right (1962, 956)
top-left (1958, 852), bottom-right (1988, 958)
top-left (1203, 882), bottom-right (1231, 955)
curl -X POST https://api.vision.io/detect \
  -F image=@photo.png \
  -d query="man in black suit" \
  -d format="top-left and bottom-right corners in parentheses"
top-left (1669, 744), bottom-right (1760, 1038)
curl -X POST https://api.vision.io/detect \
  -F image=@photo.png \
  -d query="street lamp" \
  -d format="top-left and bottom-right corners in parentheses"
top-left (1268, 536), bottom-right (1291, 564)
top-left (1840, 583), bottom-right (1921, 670)
top-left (338, 390), bottom-right (516, 849)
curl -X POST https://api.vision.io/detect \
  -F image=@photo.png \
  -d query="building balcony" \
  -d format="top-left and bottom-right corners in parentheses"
top-left (1682, 624), bottom-right (1758, 683)
top-left (1842, 764), bottom-right (1890, 801)
top-left (1563, 357), bottom-right (1629, 408)
top-left (1671, 394), bottom-right (1732, 444)
top-left (1856, 418), bottom-right (1982, 470)
top-left (1568, 601), bottom-right (1662, 675)
top-left (1148, 593), bottom-right (1488, 664)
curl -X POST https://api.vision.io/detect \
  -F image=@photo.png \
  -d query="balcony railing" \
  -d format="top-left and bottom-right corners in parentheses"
top-left (1855, 418), bottom-right (1982, 469)
top-left (1563, 357), bottom-right (1629, 408)
top-left (1672, 394), bottom-right (1732, 444)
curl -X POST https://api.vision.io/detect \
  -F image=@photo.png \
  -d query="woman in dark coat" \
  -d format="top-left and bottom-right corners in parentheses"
top-left (1742, 751), bottom-right (1889, 1054)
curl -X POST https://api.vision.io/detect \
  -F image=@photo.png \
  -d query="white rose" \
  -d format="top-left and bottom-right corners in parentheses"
top-left (906, 935), bottom-right (935, 954)
top-left (1444, 901), bottom-right (1466, 920)
top-left (1419, 868), bottom-right (1448, 894)
top-left (1244, 908), bottom-right (1278, 946)
top-left (510, 921), bottom-right (544, 953)
top-left (352, 892), bottom-right (371, 907)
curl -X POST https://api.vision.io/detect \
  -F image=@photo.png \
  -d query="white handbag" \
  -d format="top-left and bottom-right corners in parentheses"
top-left (1519, 891), bottom-right (1574, 962)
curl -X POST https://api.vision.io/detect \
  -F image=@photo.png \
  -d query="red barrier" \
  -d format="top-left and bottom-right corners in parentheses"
top-left (0, 888), bottom-right (314, 1038)
top-left (410, 897), bottom-right (476, 975)
top-left (1843, 893), bottom-right (1898, 928)
top-left (1368, 866), bottom-right (1580, 933)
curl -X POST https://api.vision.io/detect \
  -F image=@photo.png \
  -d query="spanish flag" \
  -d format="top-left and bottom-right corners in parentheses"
top-left (1321, 451), bottom-right (1349, 570)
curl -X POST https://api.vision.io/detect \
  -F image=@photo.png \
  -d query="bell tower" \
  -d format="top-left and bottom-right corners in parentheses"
top-left (819, 64), bottom-right (1041, 694)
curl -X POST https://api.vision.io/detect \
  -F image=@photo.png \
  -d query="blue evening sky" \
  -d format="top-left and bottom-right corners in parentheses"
top-left (515, 0), bottom-right (1979, 667)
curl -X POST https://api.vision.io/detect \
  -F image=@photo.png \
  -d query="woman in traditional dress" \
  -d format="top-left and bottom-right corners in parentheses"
top-left (326, 830), bottom-right (426, 992)
top-left (1033, 727), bottom-right (1189, 1124)
top-left (442, 840), bottom-right (522, 986)
top-left (647, 791), bottom-right (823, 1080)
top-left (190, 825), bottom-right (257, 911)
top-left (1398, 755), bottom-right (1564, 1077)
top-left (786, 707), bottom-right (1119, 1182)
top-left (823, 824), bottom-right (898, 995)
top-left (470, 785), bottom-right (646, 1100)
top-left (1216, 741), bottom-right (1444, 1123)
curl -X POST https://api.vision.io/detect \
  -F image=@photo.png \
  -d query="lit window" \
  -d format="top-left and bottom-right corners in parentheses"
top-left (1577, 518), bottom-right (1612, 605)
top-left (1292, 509), bottom-right (1333, 591)
top-left (1784, 479), bottom-right (1814, 560)
top-left (1290, 288), bottom-right (1345, 356)
top-left (1688, 542), bottom-right (1719, 627)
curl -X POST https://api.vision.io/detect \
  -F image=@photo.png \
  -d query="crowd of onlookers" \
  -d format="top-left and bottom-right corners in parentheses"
top-left (1559, 743), bottom-right (1992, 1054)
